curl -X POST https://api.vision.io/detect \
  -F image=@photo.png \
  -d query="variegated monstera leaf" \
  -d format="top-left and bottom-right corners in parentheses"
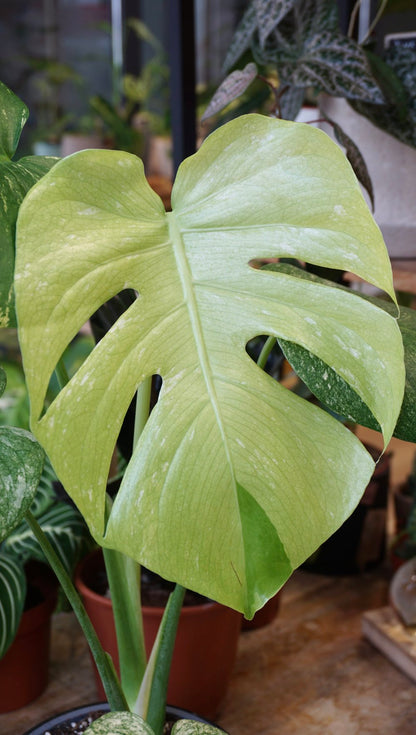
top-left (15, 114), bottom-right (404, 617)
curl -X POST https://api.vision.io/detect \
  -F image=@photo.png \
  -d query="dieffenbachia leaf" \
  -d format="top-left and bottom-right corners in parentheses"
top-left (0, 554), bottom-right (25, 658)
top-left (85, 712), bottom-right (154, 735)
top-left (172, 722), bottom-right (225, 735)
top-left (0, 426), bottom-right (44, 542)
top-left (0, 80), bottom-right (57, 327)
top-left (15, 114), bottom-right (405, 616)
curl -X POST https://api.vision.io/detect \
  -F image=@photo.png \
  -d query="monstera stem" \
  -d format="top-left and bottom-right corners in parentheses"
top-left (54, 357), bottom-right (70, 390)
top-left (24, 509), bottom-right (128, 712)
top-left (102, 378), bottom-right (154, 712)
top-left (256, 336), bottom-right (277, 370)
top-left (122, 375), bottom-right (187, 735)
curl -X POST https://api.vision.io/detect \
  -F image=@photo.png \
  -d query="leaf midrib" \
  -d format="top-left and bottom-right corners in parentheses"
top-left (167, 211), bottom-right (237, 485)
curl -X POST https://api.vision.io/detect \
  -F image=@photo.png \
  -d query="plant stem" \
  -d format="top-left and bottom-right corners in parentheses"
top-left (55, 357), bottom-right (70, 391)
top-left (25, 509), bottom-right (128, 712)
top-left (361, 0), bottom-right (389, 44)
top-left (257, 336), bottom-right (277, 371)
top-left (136, 584), bottom-right (186, 735)
top-left (133, 377), bottom-right (153, 448)
top-left (103, 375), bottom-right (154, 711)
top-left (347, 0), bottom-right (362, 38)
top-left (103, 539), bottom-right (146, 709)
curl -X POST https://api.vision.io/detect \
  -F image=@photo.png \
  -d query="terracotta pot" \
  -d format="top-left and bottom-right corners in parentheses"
top-left (75, 550), bottom-right (242, 720)
top-left (23, 702), bottom-right (219, 735)
top-left (0, 562), bottom-right (57, 713)
top-left (241, 589), bottom-right (282, 631)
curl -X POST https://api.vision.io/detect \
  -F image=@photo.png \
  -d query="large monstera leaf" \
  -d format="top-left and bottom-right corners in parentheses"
top-left (0, 81), bottom-right (57, 327)
top-left (15, 115), bottom-right (404, 616)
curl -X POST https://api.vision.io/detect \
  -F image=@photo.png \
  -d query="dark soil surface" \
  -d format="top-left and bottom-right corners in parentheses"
top-left (24, 583), bottom-right (44, 611)
top-left (41, 709), bottom-right (104, 734)
top-left (41, 708), bottom-right (183, 734)
top-left (90, 564), bottom-right (210, 608)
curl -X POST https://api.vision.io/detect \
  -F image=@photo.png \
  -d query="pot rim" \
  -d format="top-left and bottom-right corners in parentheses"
top-left (22, 702), bottom-right (220, 735)
top-left (75, 550), bottom-right (229, 614)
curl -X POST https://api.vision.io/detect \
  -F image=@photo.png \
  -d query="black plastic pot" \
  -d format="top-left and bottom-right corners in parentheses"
top-left (23, 703), bottom-right (221, 735)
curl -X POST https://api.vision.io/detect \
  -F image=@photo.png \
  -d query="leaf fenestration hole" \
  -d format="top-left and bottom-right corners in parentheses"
top-left (41, 290), bottom-right (138, 418)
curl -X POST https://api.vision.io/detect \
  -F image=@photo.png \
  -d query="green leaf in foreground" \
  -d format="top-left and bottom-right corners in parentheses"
top-left (15, 114), bottom-right (405, 616)
top-left (85, 712), bottom-right (154, 734)
top-left (0, 426), bottom-right (44, 542)
top-left (0, 80), bottom-right (57, 327)
top-left (269, 263), bottom-right (416, 442)
top-left (172, 721), bottom-right (225, 735)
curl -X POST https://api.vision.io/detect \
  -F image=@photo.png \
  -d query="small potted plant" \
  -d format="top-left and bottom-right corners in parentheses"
top-left (1, 74), bottom-right (414, 735)
top-left (0, 373), bottom-right (92, 712)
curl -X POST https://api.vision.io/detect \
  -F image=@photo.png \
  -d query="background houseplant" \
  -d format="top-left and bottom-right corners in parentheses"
top-left (0, 342), bottom-right (93, 712)
top-left (1, 77), bottom-right (414, 734)
top-left (202, 0), bottom-right (416, 230)
top-left (205, 0), bottom-right (416, 145)
top-left (87, 18), bottom-right (171, 168)
top-left (0, 424), bottom-right (91, 712)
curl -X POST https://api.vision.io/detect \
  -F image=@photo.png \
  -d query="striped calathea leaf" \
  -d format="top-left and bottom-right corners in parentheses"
top-left (0, 436), bottom-right (91, 658)
top-left (0, 424), bottom-right (39, 659)
top-left (0, 555), bottom-right (25, 658)
top-left (15, 114), bottom-right (405, 618)
top-left (3, 496), bottom-right (91, 575)
top-left (0, 80), bottom-right (57, 328)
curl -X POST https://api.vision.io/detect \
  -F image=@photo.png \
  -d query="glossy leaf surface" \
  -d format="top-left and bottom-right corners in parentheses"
top-left (172, 722), bottom-right (225, 735)
top-left (15, 115), bottom-right (404, 616)
top-left (85, 712), bottom-right (154, 735)
top-left (271, 264), bottom-right (416, 442)
top-left (0, 554), bottom-right (25, 658)
top-left (4, 501), bottom-right (90, 574)
top-left (0, 81), bottom-right (57, 327)
top-left (0, 426), bottom-right (44, 542)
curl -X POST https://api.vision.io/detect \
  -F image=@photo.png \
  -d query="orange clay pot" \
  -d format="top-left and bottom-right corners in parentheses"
top-left (75, 550), bottom-right (242, 720)
top-left (0, 562), bottom-right (57, 713)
